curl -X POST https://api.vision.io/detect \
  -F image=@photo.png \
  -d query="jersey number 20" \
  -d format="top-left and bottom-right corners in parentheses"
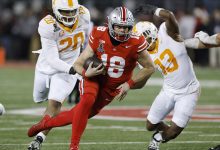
top-left (59, 32), bottom-right (85, 52)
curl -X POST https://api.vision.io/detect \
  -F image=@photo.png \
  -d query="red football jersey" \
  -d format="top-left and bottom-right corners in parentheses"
top-left (89, 26), bottom-right (147, 96)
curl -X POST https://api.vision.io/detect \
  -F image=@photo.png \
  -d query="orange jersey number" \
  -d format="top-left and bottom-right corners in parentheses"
top-left (154, 49), bottom-right (178, 75)
top-left (44, 16), bottom-right (55, 24)
top-left (59, 32), bottom-right (85, 52)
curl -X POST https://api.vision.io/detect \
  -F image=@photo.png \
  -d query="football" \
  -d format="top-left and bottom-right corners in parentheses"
top-left (0, 103), bottom-right (6, 116)
top-left (83, 56), bottom-right (104, 70)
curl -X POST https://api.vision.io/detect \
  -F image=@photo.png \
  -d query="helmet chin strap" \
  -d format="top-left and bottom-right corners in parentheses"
top-left (109, 34), bottom-right (121, 46)
top-left (111, 28), bottom-right (131, 42)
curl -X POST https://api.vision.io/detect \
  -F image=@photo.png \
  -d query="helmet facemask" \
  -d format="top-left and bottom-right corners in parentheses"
top-left (143, 29), bottom-right (158, 50)
top-left (57, 9), bottom-right (79, 27)
top-left (108, 7), bottom-right (134, 42)
top-left (134, 21), bottom-right (158, 50)
top-left (110, 24), bottom-right (133, 42)
top-left (52, 0), bottom-right (79, 27)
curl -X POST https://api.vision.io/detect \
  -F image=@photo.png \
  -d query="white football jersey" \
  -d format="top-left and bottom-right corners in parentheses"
top-left (149, 23), bottom-right (200, 94)
top-left (36, 5), bottom-right (90, 75)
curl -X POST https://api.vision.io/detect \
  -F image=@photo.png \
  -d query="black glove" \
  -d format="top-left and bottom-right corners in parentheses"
top-left (134, 4), bottom-right (158, 15)
top-left (69, 67), bottom-right (76, 75)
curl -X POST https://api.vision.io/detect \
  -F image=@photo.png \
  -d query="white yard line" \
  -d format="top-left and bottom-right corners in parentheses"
top-left (0, 141), bottom-right (220, 146)
top-left (199, 134), bottom-right (220, 137)
top-left (0, 125), bottom-right (219, 131)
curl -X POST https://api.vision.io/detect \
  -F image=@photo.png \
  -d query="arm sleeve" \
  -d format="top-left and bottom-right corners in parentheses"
top-left (184, 38), bottom-right (200, 49)
top-left (41, 37), bottom-right (72, 73)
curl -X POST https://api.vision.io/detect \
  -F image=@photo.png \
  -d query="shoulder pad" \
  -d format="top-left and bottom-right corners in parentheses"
top-left (89, 26), bottom-right (107, 45)
top-left (130, 34), bottom-right (142, 44)
top-left (78, 5), bottom-right (91, 25)
top-left (129, 35), bottom-right (147, 52)
top-left (91, 26), bottom-right (107, 38)
top-left (38, 15), bottom-right (57, 40)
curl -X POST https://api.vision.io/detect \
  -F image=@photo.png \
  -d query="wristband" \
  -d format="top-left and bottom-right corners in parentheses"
top-left (154, 8), bottom-right (163, 17)
top-left (82, 69), bottom-right (86, 78)
top-left (127, 79), bottom-right (135, 88)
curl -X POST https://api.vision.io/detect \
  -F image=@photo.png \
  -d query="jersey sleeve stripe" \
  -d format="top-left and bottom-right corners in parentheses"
top-left (90, 34), bottom-right (94, 40)
top-left (89, 36), bottom-right (93, 43)
top-left (137, 44), bottom-right (147, 52)
top-left (138, 40), bottom-right (147, 48)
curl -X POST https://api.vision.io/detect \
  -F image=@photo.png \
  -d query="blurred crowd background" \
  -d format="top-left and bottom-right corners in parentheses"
top-left (0, 0), bottom-right (220, 66)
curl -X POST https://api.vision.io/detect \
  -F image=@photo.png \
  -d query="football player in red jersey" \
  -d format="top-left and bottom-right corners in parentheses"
top-left (28, 7), bottom-right (155, 150)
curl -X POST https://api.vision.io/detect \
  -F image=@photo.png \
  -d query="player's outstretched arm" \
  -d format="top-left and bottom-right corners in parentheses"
top-left (131, 50), bottom-right (155, 89)
top-left (115, 50), bottom-right (154, 101)
top-left (184, 38), bottom-right (206, 49)
top-left (184, 32), bottom-right (220, 49)
top-left (194, 31), bottom-right (220, 47)
top-left (134, 4), bottom-right (179, 40)
top-left (73, 44), bottom-right (94, 75)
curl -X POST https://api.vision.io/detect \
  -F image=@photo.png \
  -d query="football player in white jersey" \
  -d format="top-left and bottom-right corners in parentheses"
top-left (134, 5), bottom-right (201, 150)
top-left (28, 0), bottom-right (90, 149)
top-left (185, 31), bottom-right (220, 150)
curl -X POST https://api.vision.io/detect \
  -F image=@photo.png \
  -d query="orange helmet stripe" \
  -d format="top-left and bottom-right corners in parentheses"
top-left (68, 0), bottom-right (73, 7)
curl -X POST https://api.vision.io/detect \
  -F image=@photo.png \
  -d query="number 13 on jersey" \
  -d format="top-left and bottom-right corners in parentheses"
top-left (154, 49), bottom-right (179, 75)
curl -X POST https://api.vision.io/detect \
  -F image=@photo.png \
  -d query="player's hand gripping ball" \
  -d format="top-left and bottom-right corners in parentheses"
top-left (83, 56), bottom-right (105, 70)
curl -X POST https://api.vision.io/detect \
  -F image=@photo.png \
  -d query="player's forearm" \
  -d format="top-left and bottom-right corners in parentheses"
top-left (48, 58), bottom-right (72, 73)
top-left (184, 37), bottom-right (220, 49)
top-left (73, 45), bottom-right (95, 76)
top-left (130, 50), bottom-right (155, 89)
top-left (157, 9), bottom-right (179, 36)
top-left (194, 31), bottom-right (220, 46)
top-left (73, 60), bottom-right (85, 76)
top-left (201, 34), bottom-right (220, 46)
top-left (130, 66), bottom-right (155, 89)
top-left (134, 4), bottom-right (179, 36)
top-left (184, 38), bottom-right (203, 49)
top-left (41, 38), bottom-right (73, 73)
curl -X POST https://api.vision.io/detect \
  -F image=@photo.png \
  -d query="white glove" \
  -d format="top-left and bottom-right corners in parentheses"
top-left (194, 31), bottom-right (217, 45)
top-left (194, 31), bottom-right (209, 41)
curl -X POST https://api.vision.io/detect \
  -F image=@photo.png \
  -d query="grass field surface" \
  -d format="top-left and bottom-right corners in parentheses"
top-left (0, 65), bottom-right (220, 150)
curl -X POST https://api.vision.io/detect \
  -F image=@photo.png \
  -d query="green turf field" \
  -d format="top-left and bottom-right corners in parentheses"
top-left (0, 66), bottom-right (220, 150)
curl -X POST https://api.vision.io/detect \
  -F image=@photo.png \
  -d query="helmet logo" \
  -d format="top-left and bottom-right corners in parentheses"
top-left (97, 40), bottom-right (105, 53)
top-left (59, 30), bottom-right (65, 37)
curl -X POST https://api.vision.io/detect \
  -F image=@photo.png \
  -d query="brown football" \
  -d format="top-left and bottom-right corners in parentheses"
top-left (83, 56), bottom-right (104, 70)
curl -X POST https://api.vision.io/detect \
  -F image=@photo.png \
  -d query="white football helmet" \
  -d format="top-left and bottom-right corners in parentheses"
top-left (134, 21), bottom-right (158, 49)
top-left (52, 0), bottom-right (79, 27)
top-left (108, 7), bottom-right (134, 42)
